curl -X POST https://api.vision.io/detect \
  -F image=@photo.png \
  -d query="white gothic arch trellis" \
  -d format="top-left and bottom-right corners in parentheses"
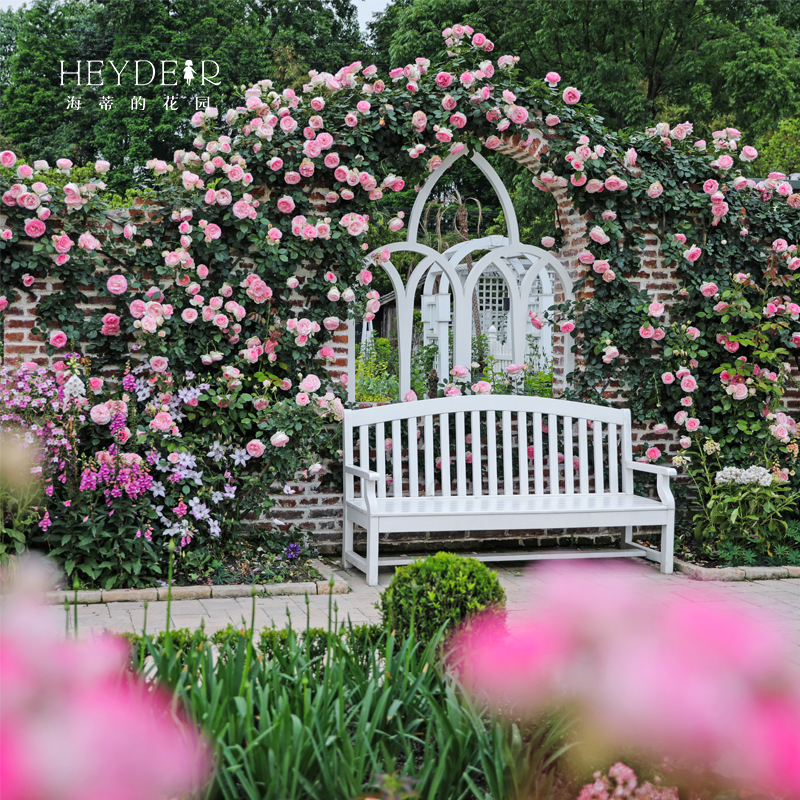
top-left (347, 149), bottom-right (575, 402)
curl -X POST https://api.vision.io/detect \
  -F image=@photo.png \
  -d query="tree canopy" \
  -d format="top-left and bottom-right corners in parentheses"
top-left (370, 0), bottom-right (800, 144)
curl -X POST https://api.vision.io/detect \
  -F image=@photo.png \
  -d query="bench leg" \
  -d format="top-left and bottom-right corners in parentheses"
top-left (660, 511), bottom-right (675, 574)
top-left (622, 525), bottom-right (633, 548)
top-left (366, 521), bottom-right (379, 587)
top-left (342, 511), bottom-right (353, 570)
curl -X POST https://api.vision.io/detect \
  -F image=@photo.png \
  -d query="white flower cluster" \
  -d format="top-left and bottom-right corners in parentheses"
top-left (714, 466), bottom-right (773, 487)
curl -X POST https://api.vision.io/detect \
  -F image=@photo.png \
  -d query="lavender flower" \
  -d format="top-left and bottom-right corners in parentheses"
top-left (285, 543), bottom-right (301, 560)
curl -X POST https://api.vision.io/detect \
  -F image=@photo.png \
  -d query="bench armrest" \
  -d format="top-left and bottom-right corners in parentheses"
top-left (344, 464), bottom-right (381, 482)
top-left (625, 461), bottom-right (676, 509)
top-left (624, 461), bottom-right (677, 477)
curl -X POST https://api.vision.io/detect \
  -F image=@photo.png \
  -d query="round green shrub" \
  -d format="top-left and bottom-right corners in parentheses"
top-left (378, 552), bottom-right (506, 647)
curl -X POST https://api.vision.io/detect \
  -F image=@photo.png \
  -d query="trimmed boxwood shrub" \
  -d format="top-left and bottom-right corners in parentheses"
top-left (378, 552), bottom-right (506, 647)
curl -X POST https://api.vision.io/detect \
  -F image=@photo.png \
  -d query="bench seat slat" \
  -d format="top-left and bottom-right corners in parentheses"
top-left (346, 493), bottom-right (665, 516)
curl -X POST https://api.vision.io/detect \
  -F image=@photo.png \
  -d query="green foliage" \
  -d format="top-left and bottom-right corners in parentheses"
top-left (36, 502), bottom-right (162, 590)
top-left (379, 552), bottom-right (506, 647)
top-left (757, 117), bottom-right (800, 175)
top-left (678, 435), bottom-right (800, 563)
top-left (355, 336), bottom-right (400, 402)
top-left (0, 0), bottom-right (367, 192)
top-left (373, 0), bottom-right (800, 141)
top-left (138, 615), bottom-right (571, 800)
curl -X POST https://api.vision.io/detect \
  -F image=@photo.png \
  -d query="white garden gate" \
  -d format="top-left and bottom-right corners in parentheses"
top-left (347, 148), bottom-right (574, 401)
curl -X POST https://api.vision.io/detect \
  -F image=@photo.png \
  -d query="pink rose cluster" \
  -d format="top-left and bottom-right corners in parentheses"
top-left (289, 214), bottom-right (332, 240)
top-left (286, 316), bottom-right (322, 347)
top-left (240, 272), bottom-right (273, 304)
top-left (129, 287), bottom-right (175, 337)
top-left (238, 334), bottom-right (277, 365)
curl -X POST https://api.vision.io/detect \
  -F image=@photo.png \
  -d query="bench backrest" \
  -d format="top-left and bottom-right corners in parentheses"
top-left (343, 395), bottom-right (634, 499)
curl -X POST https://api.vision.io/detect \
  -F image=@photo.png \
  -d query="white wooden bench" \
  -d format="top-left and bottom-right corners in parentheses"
top-left (342, 395), bottom-right (675, 586)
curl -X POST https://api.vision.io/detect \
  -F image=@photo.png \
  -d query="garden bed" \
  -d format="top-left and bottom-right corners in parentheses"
top-left (45, 557), bottom-right (348, 603)
top-left (674, 558), bottom-right (800, 581)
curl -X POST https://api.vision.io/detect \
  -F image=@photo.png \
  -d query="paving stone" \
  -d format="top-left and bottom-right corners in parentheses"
top-left (212, 585), bottom-right (266, 598)
top-left (263, 581), bottom-right (317, 596)
top-left (674, 560), bottom-right (745, 581)
top-left (743, 567), bottom-right (790, 581)
top-left (46, 590), bottom-right (104, 604)
top-left (316, 578), bottom-right (349, 594)
top-left (102, 588), bottom-right (158, 603)
top-left (156, 585), bottom-right (212, 601)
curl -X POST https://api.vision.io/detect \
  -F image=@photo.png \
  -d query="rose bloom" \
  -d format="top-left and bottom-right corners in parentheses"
top-left (295, 392), bottom-right (311, 406)
top-left (700, 281), bottom-right (718, 297)
top-left (648, 302), bottom-right (665, 317)
top-left (647, 182), bottom-right (664, 199)
top-left (300, 374), bottom-right (321, 392)
top-left (181, 308), bottom-right (198, 323)
top-left (150, 411), bottom-right (173, 432)
top-left (90, 403), bottom-right (112, 425)
top-left (149, 356), bottom-right (168, 373)
top-left (472, 380), bottom-right (493, 394)
top-left (646, 446), bottom-right (661, 461)
top-left (681, 375), bottom-right (698, 393)
top-left (270, 431), bottom-right (290, 447)
top-left (49, 329), bottom-right (67, 348)
top-left (24, 218), bottom-right (46, 238)
top-left (683, 246), bottom-right (702, 263)
top-left (106, 274), bottom-right (128, 295)
top-left (685, 417), bottom-right (701, 431)
top-left (560, 321), bottom-right (575, 334)
top-left (246, 439), bottom-right (265, 458)
top-left (562, 87), bottom-right (581, 105)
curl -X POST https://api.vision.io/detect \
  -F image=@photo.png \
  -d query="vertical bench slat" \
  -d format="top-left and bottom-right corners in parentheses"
top-left (548, 414), bottom-right (559, 495)
top-left (392, 419), bottom-right (401, 498)
top-left (487, 410), bottom-right (498, 495)
top-left (424, 415), bottom-right (434, 496)
top-left (344, 418), bottom-right (354, 503)
top-left (621, 414), bottom-right (633, 494)
top-left (455, 411), bottom-right (467, 496)
top-left (608, 423), bottom-right (619, 493)
top-left (563, 416), bottom-right (574, 495)
top-left (593, 421), bottom-right (604, 494)
top-left (578, 418), bottom-right (589, 494)
top-left (359, 425), bottom-right (369, 500)
top-left (533, 412), bottom-right (544, 495)
top-left (518, 411), bottom-right (529, 495)
top-left (502, 410), bottom-right (514, 495)
top-left (471, 410), bottom-right (481, 496)
top-left (376, 422), bottom-right (386, 499)
top-left (440, 413), bottom-right (451, 497)
top-left (408, 416), bottom-right (419, 497)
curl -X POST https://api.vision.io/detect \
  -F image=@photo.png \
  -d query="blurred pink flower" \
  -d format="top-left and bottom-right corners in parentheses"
top-left (0, 558), bottom-right (211, 800)
top-left (453, 562), bottom-right (800, 794)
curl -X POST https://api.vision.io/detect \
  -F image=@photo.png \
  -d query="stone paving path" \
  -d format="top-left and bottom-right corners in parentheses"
top-left (53, 557), bottom-right (800, 665)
